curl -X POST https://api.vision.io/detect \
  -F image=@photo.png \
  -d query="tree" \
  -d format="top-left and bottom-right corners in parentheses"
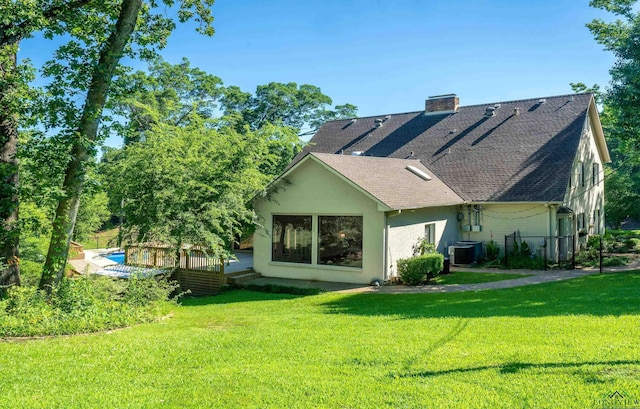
top-left (221, 82), bottom-right (358, 135)
top-left (38, 0), bottom-right (215, 289)
top-left (0, 0), bottom-right (98, 289)
top-left (587, 0), bottom-right (640, 161)
top-left (584, 0), bottom-right (640, 227)
top-left (115, 58), bottom-right (224, 145)
top-left (106, 113), bottom-right (273, 254)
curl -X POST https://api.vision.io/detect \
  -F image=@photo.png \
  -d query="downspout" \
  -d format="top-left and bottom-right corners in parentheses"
top-left (384, 210), bottom-right (402, 282)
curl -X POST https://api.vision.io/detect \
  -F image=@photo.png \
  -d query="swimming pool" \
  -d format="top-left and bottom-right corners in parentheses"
top-left (104, 251), bottom-right (125, 264)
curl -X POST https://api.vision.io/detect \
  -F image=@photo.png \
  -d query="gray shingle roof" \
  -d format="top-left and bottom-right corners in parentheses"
top-left (295, 93), bottom-right (593, 202)
top-left (309, 153), bottom-right (463, 210)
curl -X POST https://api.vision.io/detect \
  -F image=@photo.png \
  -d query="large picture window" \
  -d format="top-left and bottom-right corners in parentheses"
top-left (318, 216), bottom-right (363, 268)
top-left (272, 215), bottom-right (312, 264)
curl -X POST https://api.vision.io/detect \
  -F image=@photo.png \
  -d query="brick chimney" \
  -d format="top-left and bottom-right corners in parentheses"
top-left (425, 94), bottom-right (459, 115)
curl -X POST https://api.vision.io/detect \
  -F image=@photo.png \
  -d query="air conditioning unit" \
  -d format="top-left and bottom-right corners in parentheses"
top-left (449, 245), bottom-right (474, 265)
top-left (456, 241), bottom-right (483, 262)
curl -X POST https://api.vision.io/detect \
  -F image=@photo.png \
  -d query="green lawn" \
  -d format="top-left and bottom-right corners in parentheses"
top-left (432, 271), bottom-right (530, 285)
top-left (80, 227), bottom-right (120, 250)
top-left (2, 273), bottom-right (640, 408)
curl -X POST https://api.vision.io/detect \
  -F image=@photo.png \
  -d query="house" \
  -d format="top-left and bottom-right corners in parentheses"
top-left (253, 93), bottom-right (610, 284)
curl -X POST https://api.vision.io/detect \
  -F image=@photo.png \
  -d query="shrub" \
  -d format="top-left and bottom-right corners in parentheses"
top-left (602, 256), bottom-right (628, 267)
top-left (0, 275), bottom-right (177, 337)
top-left (398, 253), bottom-right (444, 285)
top-left (412, 238), bottom-right (437, 256)
top-left (485, 240), bottom-right (500, 260)
top-left (625, 238), bottom-right (640, 250)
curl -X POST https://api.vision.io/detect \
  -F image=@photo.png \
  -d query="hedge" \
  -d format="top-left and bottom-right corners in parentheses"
top-left (397, 253), bottom-right (445, 285)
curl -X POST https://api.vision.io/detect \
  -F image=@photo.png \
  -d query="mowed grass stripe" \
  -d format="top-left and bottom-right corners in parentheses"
top-left (1, 273), bottom-right (639, 408)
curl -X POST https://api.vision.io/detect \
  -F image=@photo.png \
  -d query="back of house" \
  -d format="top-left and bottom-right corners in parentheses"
top-left (253, 93), bottom-right (610, 284)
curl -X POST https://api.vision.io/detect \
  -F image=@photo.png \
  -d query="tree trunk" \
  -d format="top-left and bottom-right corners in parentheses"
top-left (40, 0), bottom-right (143, 289)
top-left (0, 39), bottom-right (21, 289)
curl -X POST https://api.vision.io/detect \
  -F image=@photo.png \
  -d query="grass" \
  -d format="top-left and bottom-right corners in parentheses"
top-left (2, 272), bottom-right (640, 408)
top-left (80, 227), bottom-right (120, 250)
top-left (431, 271), bottom-right (530, 285)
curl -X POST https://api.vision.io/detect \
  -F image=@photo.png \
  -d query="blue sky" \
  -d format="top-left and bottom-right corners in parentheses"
top-left (21, 1), bottom-right (615, 145)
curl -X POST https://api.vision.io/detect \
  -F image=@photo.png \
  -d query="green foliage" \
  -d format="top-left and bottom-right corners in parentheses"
top-left (0, 275), bottom-right (176, 337)
top-left (585, 1), bottom-right (640, 227)
top-left (485, 240), bottom-right (500, 260)
top-left (602, 256), bottom-right (629, 266)
top-left (398, 253), bottom-right (444, 285)
top-left (412, 237), bottom-right (437, 256)
top-left (74, 191), bottom-right (111, 242)
top-left (104, 114), bottom-right (273, 254)
top-left (16, 260), bottom-right (43, 288)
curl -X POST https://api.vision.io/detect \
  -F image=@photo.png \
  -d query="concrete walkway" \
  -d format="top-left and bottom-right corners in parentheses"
top-left (246, 266), bottom-right (630, 294)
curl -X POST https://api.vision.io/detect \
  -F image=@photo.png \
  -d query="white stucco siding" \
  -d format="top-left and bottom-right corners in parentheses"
top-left (253, 159), bottom-right (386, 284)
top-left (456, 203), bottom-right (551, 256)
top-left (565, 115), bottom-right (606, 241)
top-left (386, 206), bottom-right (458, 278)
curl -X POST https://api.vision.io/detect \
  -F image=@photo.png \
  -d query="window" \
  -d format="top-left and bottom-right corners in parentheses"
top-left (577, 161), bottom-right (585, 187)
top-left (592, 163), bottom-right (600, 186)
top-left (577, 213), bottom-right (586, 231)
top-left (424, 223), bottom-right (436, 244)
top-left (272, 215), bottom-right (312, 263)
top-left (318, 216), bottom-right (363, 268)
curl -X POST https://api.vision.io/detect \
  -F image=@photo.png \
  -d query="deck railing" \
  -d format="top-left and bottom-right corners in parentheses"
top-left (125, 244), bottom-right (225, 274)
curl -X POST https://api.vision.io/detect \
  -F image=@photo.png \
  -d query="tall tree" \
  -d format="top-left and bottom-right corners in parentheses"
top-left (220, 82), bottom-right (357, 134)
top-left (0, 0), bottom-right (97, 288)
top-left (38, 0), bottom-right (215, 289)
top-left (586, 0), bottom-right (640, 226)
top-left (105, 113), bottom-right (274, 253)
top-left (115, 57), bottom-right (224, 145)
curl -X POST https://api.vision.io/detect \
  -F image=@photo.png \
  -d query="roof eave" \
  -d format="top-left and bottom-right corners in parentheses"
top-left (588, 96), bottom-right (611, 163)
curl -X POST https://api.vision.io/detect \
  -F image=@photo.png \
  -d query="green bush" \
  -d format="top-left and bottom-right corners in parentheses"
top-left (485, 240), bottom-right (500, 260)
top-left (412, 238), bottom-right (437, 256)
top-left (625, 238), bottom-right (640, 250)
top-left (602, 256), bottom-right (629, 267)
top-left (0, 275), bottom-right (177, 337)
top-left (398, 253), bottom-right (445, 286)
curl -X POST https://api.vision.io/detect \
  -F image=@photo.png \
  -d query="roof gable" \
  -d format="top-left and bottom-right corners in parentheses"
top-left (309, 153), bottom-right (464, 210)
top-left (295, 93), bottom-right (596, 202)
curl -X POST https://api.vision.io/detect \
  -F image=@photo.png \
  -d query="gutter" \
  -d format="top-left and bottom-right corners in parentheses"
top-left (384, 210), bottom-right (402, 282)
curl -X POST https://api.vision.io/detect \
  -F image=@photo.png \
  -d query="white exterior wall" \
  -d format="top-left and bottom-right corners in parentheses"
top-left (564, 115), bottom-right (606, 245)
top-left (253, 159), bottom-right (386, 284)
top-left (456, 203), bottom-right (551, 256)
top-left (387, 206), bottom-right (458, 278)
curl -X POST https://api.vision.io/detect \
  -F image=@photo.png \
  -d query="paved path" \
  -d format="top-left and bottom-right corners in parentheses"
top-left (248, 266), bottom-right (634, 294)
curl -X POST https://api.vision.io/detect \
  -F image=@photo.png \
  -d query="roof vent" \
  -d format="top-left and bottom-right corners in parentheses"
top-left (538, 98), bottom-right (546, 104)
top-left (350, 118), bottom-right (357, 124)
top-left (484, 106), bottom-right (496, 118)
top-left (375, 118), bottom-right (383, 127)
top-left (351, 151), bottom-right (364, 156)
top-left (384, 115), bottom-right (391, 121)
top-left (494, 103), bottom-right (501, 109)
top-left (406, 165), bottom-right (431, 181)
top-left (514, 107), bottom-right (521, 116)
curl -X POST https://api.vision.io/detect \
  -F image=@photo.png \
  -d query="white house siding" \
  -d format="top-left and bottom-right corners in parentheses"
top-left (253, 159), bottom-right (386, 284)
top-left (386, 206), bottom-right (458, 278)
top-left (456, 203), bottom-right (551, 257)
top-left (564, 114), bottom-right (606, 245)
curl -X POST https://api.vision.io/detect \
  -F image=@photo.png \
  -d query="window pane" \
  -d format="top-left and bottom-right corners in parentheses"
top-left (272, 215), bottom-right (312, 263)
top-left (318, 216), bottom-right (363, 268)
